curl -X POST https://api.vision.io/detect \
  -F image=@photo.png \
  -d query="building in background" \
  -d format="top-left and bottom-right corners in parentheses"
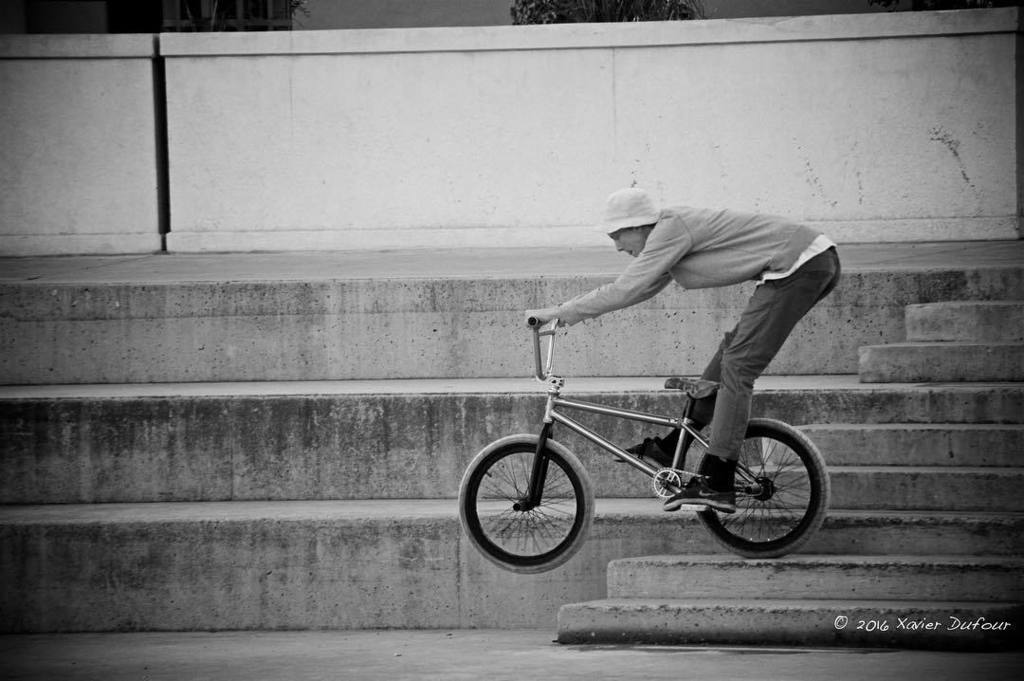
top-left (2, 0), bottom-right (293, 33)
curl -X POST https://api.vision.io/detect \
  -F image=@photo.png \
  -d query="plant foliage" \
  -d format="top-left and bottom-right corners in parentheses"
top-left (511, 0), bottom-right (706, 24)
top-left (868, 0), bottom-right (996, 8)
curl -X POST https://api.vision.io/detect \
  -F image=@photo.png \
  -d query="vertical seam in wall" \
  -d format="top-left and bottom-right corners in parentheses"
top-left (610, 46), bottom-right (618, 171)
top-left (152, 35), bottom-right (171, 252)
top-left (1017, 26), bottom-right (1023, 238)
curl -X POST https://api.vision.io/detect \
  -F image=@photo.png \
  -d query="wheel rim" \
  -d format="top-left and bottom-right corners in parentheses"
top-left (467, 447), bottom-right (584, 565)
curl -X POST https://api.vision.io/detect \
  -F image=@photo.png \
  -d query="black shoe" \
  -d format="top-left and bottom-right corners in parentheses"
top-left (704, 454), bottom-right (738, 492)
top-left (663, 477), bottom-right (736, 514)
top-left (625, 437), bottom-right (673, 468)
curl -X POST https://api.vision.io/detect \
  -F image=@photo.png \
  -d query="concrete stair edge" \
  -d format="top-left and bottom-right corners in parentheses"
top-left (827, 466), bottom-right (1024, 512)
top-left (604, 554), bottom-right (1024, 602)
top-left (556, 598), bottom-right (1024, 651)
top-left (4, 264), bottom-right (1023, 384)
top-left (801, 423), bottom-right (1024, 467)
top-left (906, 301), bottom-right (1024, 343)
top-left (858, 342), bottom-right (1024, 383)
top-left (4, 462), bottom-right (1024, 508)
top-left (4, 377), bottom-right (1022, 505)
top-left (3, 503), bottom-right (1023, 632)
top-left (4, 498), bottom-right (1024, 524)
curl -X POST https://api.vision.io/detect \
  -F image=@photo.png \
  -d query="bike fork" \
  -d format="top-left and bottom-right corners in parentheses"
top-left (516, 422), bottom-right (553, 512)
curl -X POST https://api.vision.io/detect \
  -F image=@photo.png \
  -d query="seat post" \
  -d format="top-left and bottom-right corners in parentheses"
top-left (663, 377), bottom-right (720, 469)
top-left (680, 395), bottom-right (696, 422)
top-left (669, 398), bottom-right (694, 469)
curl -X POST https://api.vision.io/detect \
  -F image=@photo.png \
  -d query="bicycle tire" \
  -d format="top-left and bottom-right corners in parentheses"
top-left (696, 418), bottom-right (830, 559)
top-left (458, 434), bottom-right (594, 574)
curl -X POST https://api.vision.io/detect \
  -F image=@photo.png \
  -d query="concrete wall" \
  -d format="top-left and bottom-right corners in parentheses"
top-left (0, 34), bottom-right (162, 255)
top-left (0, 9), bottom-right (1019, 255)
top-left (162, 9), bottom-right (1021, 253)
top-left (3, 260), bottom-right (1021, 384)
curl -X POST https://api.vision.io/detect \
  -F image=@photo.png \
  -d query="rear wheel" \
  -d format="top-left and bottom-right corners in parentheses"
top-left (458, 434), bottom-right (594, 574)
top-left (696, 418), bottom-right (829, 558)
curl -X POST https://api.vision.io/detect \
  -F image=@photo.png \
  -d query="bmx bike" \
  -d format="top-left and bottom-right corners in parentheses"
top-left (457, 318), bottom-right (830, 573)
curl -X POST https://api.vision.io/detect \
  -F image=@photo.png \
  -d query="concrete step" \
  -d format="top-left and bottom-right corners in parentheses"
top-left (605, 555), bottom-right (1024, 602)
top-left (556, 598), bottom-right (1024, 650)
top-left (807, 510), bottom-right (1024, 557)
top-left (829, 466), bottom-right (1024, 512)
top-left (586, 467), bottom-right (1024, 512)
top-left (3, 378), bottom-right (1022, 504)
top-left (858, 342), bottom-right (1024, 382)
top-left (2, 256), bottom-right (1022, 384)
top-left (800, 423), bottom-right (1024, 467)
top-left (2, 500), bottom-right (1022, 633)
top-left (906, 301), bottom-right (1024, 343)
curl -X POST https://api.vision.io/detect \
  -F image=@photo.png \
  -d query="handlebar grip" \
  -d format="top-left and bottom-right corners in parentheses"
top-left (527, 317), bottom-right (560, 329)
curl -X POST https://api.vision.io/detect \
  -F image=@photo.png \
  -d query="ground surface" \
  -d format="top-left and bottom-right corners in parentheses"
top-left (2, 630), bottom-right (1022, 681)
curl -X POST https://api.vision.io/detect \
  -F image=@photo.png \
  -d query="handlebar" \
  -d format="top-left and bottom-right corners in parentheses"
top-left (530, 318), bottom-right (559, 381)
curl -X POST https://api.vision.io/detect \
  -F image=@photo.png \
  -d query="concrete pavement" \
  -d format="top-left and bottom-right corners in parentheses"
top-left (2, 240), bottom-right (1023, 284)
top-left (2, 630), bottom-right (1023, 681)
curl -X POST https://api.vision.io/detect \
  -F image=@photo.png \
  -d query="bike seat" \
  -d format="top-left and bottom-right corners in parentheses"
top-left (664, 377), bottom-right (720, 399)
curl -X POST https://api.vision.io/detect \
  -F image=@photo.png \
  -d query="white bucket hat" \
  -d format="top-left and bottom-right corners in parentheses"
top-left (601, 188), bottom-right (661, 234)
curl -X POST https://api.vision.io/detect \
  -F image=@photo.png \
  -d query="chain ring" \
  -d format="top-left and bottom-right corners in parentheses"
top-left (652, 468), bottom-right (684, 499)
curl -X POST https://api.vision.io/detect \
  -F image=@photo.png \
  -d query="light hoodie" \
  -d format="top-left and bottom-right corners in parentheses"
top-left (553, 205), bottom-right (823, 326)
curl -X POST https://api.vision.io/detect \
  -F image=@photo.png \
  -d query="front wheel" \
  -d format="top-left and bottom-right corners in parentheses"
top-left (696, 418), bottom-right (830, 558)
top-left (458, 434), bottom-right (594, 574)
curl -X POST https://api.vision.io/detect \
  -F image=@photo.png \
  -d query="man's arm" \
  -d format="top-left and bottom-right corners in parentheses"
top-left (550, 270), bottom-right (672, 326)
top-left (525, 269), bottom-right (671, 328)
top-left (537, 216), bottom-right (692, 326)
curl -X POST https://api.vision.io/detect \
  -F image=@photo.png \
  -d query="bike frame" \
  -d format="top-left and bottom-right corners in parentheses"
top-left (523, 320), bottom-right (707, 508)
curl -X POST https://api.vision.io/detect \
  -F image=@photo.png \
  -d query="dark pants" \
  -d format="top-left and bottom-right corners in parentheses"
top-left (690, 247), bottom-right (841, 461)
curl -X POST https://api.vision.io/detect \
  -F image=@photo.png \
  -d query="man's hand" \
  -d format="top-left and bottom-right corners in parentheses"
top-left (524, 307), bottom-right (562, 327)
